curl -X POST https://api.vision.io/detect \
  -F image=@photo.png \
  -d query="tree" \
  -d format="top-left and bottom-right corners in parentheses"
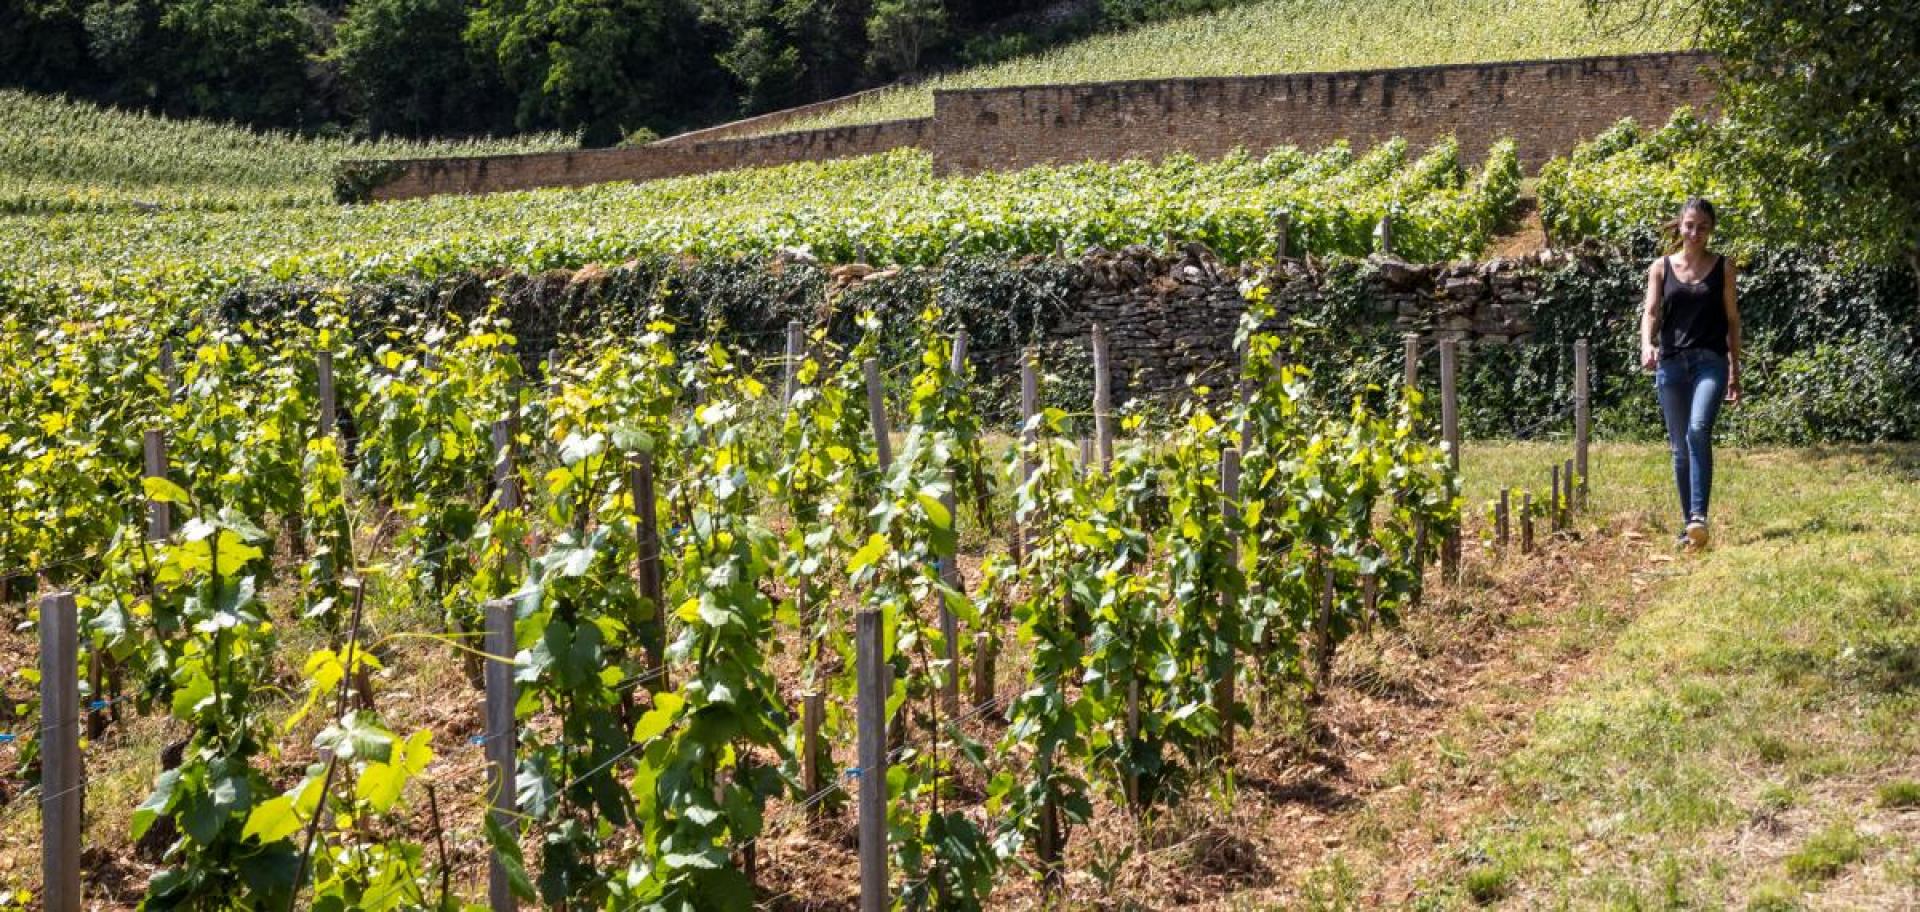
top-left (467, 0), bottom-right (728, 144)
top-left (74, 0), bottom-right (317, 127)
top-left (334, 0), bottom-right (514, 137)
top-left (695, 0), bottom-right (808, 113)
top-left (865, 0), bottom-right (945, 78)
top-left (1595, 0), bottom-right (1920, 293)
top-left (0, 0), bottom-right (94, 92)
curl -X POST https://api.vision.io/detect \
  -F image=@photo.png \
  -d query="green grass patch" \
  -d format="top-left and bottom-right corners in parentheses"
top-left (1878, 780), bottom-right (1920, 809)
top-left (1784, 821), bottom-right (1867, 881)
top-left (1415, 443), bottom-right (1920, 905)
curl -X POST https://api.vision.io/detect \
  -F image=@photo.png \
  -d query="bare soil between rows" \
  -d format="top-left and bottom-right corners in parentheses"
top-left (0, 508), bottom-right (1657, 909)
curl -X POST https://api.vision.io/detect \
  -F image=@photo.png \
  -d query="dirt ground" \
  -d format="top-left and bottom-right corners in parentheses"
top-left (0, 499), bottom-right (1651, 910)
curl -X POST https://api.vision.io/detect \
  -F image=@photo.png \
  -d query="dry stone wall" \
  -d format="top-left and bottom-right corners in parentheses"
top-left (931, 51), bottom-right (1717, 175)
top-left (350, 51), bottom-right (1716, 201)
top-left (834, 245), bottom-right (1568, 405)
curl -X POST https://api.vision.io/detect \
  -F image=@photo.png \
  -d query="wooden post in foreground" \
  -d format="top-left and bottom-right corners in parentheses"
top-left (1563, 458), bottom-right (1576, 527)
top-left (1439, 338), bottom-right (1460, 581)
top-left (938, 479), bottom-right (962, 720)
top-left (801, 690), bottom-right (825, 821)
top-left (855, 610), bottom-right (888, 912)
top-left (863, 359), bottom-right (892, 473)
top-left (1521, 492), bottom-right (1536, 554)
top-left (40, 591), bottom-right (81, 912)
top-left (630, 452), bottom-right (666, 689)
top-left (1574, 339), bottom-right (1591, 511)
top-left (1497, 488), bottom-right (1512, 553)
top-left (484, 598), bottom-right (518, 912)
top-left (143, 430), bottom-right (171, 541)
top-left (1403, 333), bottom-right (1420, 395)
top-left (1313, 556), bottom-right (1335, 694)
top-left (317, 350), bottom-right (338, 438)
top-left (970, 632), bottom-right (994, 716)
top-left (1216, 447), bottom-right (1241, 756)
top-left (491, 418), bottom-right (521, 512)
top-left (159, 339), bottom-right (180, 398)
top-left (1015, 349), bottom-right (1039, 560)
top-left (783, 321), bottom-right (804, 411)
top-left (1091, 324), bottom-right (1114, 470)
top-left (1551, 464), bottom-right (1563, 533)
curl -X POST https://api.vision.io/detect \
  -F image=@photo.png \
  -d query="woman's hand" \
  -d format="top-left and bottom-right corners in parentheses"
top-left (1725, 375), bottom-right (1742, 404)
top-left (1641, 342), bottom-right (1659, 371)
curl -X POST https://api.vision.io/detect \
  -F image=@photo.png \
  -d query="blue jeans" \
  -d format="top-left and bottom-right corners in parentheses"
top-left (1655, 348), bottom-right (1728, 523)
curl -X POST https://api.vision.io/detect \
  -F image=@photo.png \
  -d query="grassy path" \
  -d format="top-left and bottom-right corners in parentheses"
top-left (1318, 443), bottom-right (1920, 908)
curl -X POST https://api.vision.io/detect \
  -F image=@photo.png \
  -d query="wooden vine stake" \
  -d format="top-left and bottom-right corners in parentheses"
top-left (483, 598), bottom-right (518, 912)
top-left (144, 429), bottom-right (172, 541)
top-left (855, 610), bottom-right (888, 912)
top-left (159, 339), bottom-right (180, 398)
top-left (40, 591), bottom-right (81, 912)
top-left (1216, 447), bottom-right (1241, 756)
top-left (629, 451), bottom-right (667, 689)
top-left (952, 329), bottom-right (992, 525)
top-left (1091, 324), bottom-right (1114, 469)
top-left (1551, 464), bottom-right (1563, 534)
top-left (1563, 458), bottom-right (1576, 528)
top-left (1574, 339), bottom-right (1591, 511)
top-left (1015, 348), bottom-right (1039, 560)
top-left (782, 320), bottom-right (804, 411)
top-left (1497, 488), bottom-right (1512, 553)
top-left (1375, 214), bottom-right (1395, 256)
top-left (801, 690), bottom-right (826, 822)
top-left (1361, 571), bottom-right (1379, 632)
top-left (317, 350), bottom-right (338, 438)
top-left (491, 419), bottom-right (520, 512)
top-left (1439, 338), bottom-right (1461, 581)
top-left (1402, 333), bottom-right (1421, 396)
top-left (1314, 554), bottom-right (1336, 695)
top-left (863, 359), bottom-right (893, 472)
top-left (970, 631), bottom-right (995, 717)
top-left (938, 477), bottom-right (962, 720)
top-left (1521, 492), bottom-right (1536, 554)
top-left (1274, 210), bottom-right (1291, 260)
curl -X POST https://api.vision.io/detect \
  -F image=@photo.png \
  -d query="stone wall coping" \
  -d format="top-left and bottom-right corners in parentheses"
top-left (652, 86), bottom-right (898, 146)
top-left (929, 49), bottom-right (1716, 101)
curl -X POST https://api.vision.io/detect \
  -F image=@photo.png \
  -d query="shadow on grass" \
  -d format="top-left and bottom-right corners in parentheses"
top-left (1797, 443), bottom-right (1920, 482)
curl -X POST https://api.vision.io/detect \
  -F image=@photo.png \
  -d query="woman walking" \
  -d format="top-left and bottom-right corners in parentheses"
top-left (1640, 197), bottom-right (1742, 550)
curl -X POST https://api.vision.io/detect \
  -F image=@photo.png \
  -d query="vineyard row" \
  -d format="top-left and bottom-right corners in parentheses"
top-left (9, 299), bottom-right (1593, 911)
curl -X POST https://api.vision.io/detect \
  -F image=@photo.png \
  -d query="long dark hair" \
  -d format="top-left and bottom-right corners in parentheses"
top-left (1662, 197), bottom-right (1717, 251)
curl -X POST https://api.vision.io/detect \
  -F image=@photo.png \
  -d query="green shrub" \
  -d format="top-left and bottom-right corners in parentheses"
top-left (1784, 822), bottom-right (1866, 881)
top-left (1879, 780), bottom-right (1920, 808)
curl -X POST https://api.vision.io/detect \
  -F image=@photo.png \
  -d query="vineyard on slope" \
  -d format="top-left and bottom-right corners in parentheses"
top-left (763, 0), bottom-right (1682, 134)
top-left (0, 138), bottom-right (1519, 299)
top-left (0, 281), bottom-right (1458, 908)
top-left (0, 91), bottom-right (574, 215)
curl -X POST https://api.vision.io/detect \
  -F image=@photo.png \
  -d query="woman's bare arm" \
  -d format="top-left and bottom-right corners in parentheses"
top-left (1723, 258), bottom-right (1743, 401)
top-left (1641, 258), bottom-right (1663, 370)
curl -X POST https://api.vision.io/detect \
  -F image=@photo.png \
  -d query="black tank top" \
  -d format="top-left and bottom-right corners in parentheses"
top-left (1659, 255), bottom-right (1729, 357)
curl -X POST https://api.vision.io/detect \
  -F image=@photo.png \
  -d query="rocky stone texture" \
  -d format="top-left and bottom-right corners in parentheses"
top-left (933, 52), bottom-right (1718, 176)
top-left (357, 52), bottom-right (1715, 201)
top-left (821, 243), bottom-right (1578, 404)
